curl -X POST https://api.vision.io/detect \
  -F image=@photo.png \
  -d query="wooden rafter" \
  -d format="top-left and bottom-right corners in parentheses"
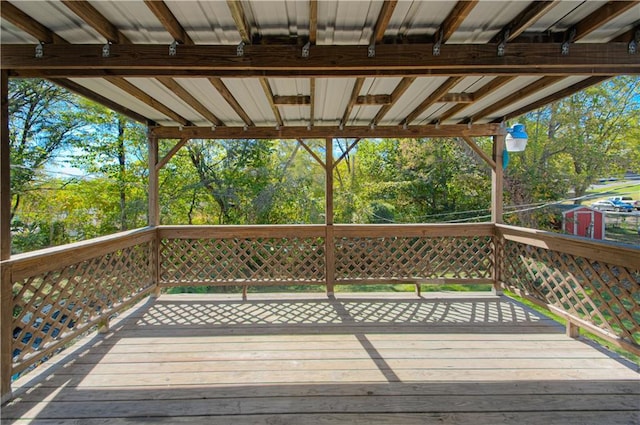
top-left (156, 77), bottom-right (223, 126)
top-left (371, 77), bottom-right (416, 126)
top-left (144, 0), bottom-right (194, 45)
top-left (372, 1), bottom-right (398, 43)
top-left (227, 0), bottom-right (251, 44)
top-left (572, 1), bottom-right (639, 42)
top-left (273, 95), bottom-right (311, 105)
top-left (105, 77), bottom-right (189, 126)
top-left (500, 76), bottom-right (611, 121)
top-left (61, 0), bottom-right (130, 44)
top-left (356, 95), bottom-right (392, 105)
top-left (50, 78), bottom-right (148, 124)
top-left (309, 78), bottom-right (316, 127)
top-left (437, 76), bottom-right (516, 123)
top-left (208, 77), bottom-right (253, 126)
top-left (440, 93), bottom-right (474, 103)
top-left (437, 1), bottom-right (479, 43)
top-left (491, 1), bottom-right (560, 43)
top-left (0, 1), bottom-right (67, 44)
top-left (260, 78), bottom-right (283, 127)
top-left (469, 76), bottom-right (565, 123)
top-left (402, 77), bottom-right (463, 126)
top-left (5, 43), bottom-right (635, 77)
top-left (151, 123), bottom-right (503, 140)
top-left (309, 0), bottom-right (318, 44)
top-left (341, 78), bottom-right (365, 127)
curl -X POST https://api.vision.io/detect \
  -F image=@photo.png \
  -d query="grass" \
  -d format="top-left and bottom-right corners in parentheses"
top-left (586, 181), bottom-right (640, 201)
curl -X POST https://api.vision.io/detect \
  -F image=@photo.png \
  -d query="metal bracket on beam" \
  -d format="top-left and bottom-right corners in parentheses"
top-left (35, 42), bottom-right (43, 58)
top-left (237, 41), bottom-right (245, 57)
top-left (169, 40), bottom-right (178, 56)
top-left (302, 41), bottom-right (311, 58)
top-left (629, 30), bottom-right (640, 54)
top-left (102, 43), bottom-right (111, 58)
top-left (497, 29), bottom-right (510, 57)
top-left (433, 30), bottom-right (443, 56)
top-left (368, 44), bottom-right (375, 58)
top-left (561, 27), bottom-right (576, 56)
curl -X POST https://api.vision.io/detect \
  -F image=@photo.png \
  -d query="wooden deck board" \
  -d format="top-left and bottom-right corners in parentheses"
top-left (3, 293), bottom-right (639, 424)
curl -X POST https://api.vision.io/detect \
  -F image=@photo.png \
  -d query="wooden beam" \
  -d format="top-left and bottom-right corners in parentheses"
top-left (309, 0), bottom-right (318, 45)
top-left (151, 123), bottom-right (503, 139)
top-left (573, 1), bottom-right (639, 42)
top-left (208, 77), bottom-right (253, 126)
top-left (500, 76), bottom-right (611, 121)
top-left (373, 1), bottom-right (398, 43)
top-left (49, 78), bottom-right (148, 124)
top-left (440, 93), bottom-right (474, 103)
top-left (144, 0), bottom-right (194, 45)
top-left (297, 139), bottom-right (325, 167)
top-left (5, 43), bottom-right (636, 77)
top-left (227, 0), bottom-right (251, 44)
top-left (0, 71), bottom-right (9, 260)
top-left (356, 95), bottom-right (392, 105)
top-left (402, 77), bottom-right (463, 125)
top-left (469, 76), bottom-right (565, 122)
top-left (461, 135), bottom-right (496, 170)
top-left (105, 77), bottom-right (189, 126)
top-left (341, 78), bottom-right (365, 127)
top-left (61, 0), bottom-right (130, 44)
top-left (437, 1), bottom-right (479, 43)
top-left (491, 1), bottom-right (560, 43)
top-left (325, 138), bottom-right (334, 225)
top-left (273, 95), bottom-right (311, 105)
top-left (156, 138), bottom-right (189, 172)
top-left (310, 78), bottom-right (316, 127)
top-left (156, 77), bottom-right (223, 126)
top-left (491, 134), bottom-right (505, 224)
top-left (437, 77), bottom-right (516, 123)
top-left (371, 77), bottom-right (416, 126)
top-left (148, 133), bottom-right (159, 226)
top-left (259, 78), bottom-right (283, 127)
top-left (0, 1), bottom-right (67, 44)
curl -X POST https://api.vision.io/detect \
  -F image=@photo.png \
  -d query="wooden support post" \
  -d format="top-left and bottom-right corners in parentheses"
top-left (97, 318), bottom-right (110, 334)
top-left (567, 321), bottom-right (580, 338)
top-left (0, 70), bottom-right (12, 403)
top-left (148, 131), bottom-right (161, 297)
top-left (242, 285), bottom-right (248, 301)
top-left (492, 134), bottom-right (505, 295)
top-left (325, 138), bottom-right (335, 297)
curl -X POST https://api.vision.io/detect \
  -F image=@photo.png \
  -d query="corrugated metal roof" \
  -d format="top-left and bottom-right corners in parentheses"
top-left (2, 0), bottom-right (637, 134)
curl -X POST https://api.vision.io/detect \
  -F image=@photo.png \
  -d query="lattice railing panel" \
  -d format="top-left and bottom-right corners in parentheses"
top-left (160, 237), bottom-right (326, 285)
top-left (502, 239), bottom-right (640, 345)
top-left (334, 236), bottom-right (494, 281)
top-left (11, 242), bottom-right (153, 369)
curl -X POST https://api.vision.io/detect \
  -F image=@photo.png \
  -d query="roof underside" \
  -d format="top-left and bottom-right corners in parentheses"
top-left (1, 0), bottom-right (639, 138)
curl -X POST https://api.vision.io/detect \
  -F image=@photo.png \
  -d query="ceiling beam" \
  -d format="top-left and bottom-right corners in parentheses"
top-left (273, 95), bottom-right (311, 105)
top-left (0, 1), bottom-right (67, 44)
top-left (50, 78), bottom-right (148, 123)
top-left (356, 95), bottom-right (392, 105)
top-left (437, 76), bottom-right (516, 123)
top-left (208, 77), bottom-right (253, 126)
top-left (573, 1), bottom-right (639, 42)
top-left (469, 76), bottom-right (565, 123)
top-left (372, 1), bottom-right (398, 43)
top-left (150, 123), bottom-right (504, 140)
top-left (440, 93), bottom-right (474, 103)
top-left (61, 0), bottom-right (130, 44)
top-left (402, 77), bottom-right (463, 125)
top-left (105, 77), bottom-right (189, 125)
top-left (491, 1), bottom-right (560, 43)
top-left (260, 78), bottom-right (283, 127)
top-left (309, 0), bottom-right (318, 44)
top-left (309, 78), bottom-right (316, 127)
top-left (341, 78), bottom-right (365, 127)
top-left (499, 76), bottom-right (611, 121)
top-left (4, 43), bottom-right (636, 77)
top-left (436, 1), bottom-right (479, 43)
top-left (371, 77), bottom-right (416, 126)
top-left (156, 77), bottom-right (223, 126)
top-left (227, 0), bottom-right (251, 44)
top-left (144, 0), bottom-right (194, 45)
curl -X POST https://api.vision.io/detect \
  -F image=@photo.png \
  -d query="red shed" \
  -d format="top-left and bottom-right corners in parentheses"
top-left (562, 206), bottom-right (605, 240)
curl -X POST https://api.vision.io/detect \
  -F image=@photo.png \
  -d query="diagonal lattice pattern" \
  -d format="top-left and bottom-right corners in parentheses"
top-left (11, 242), bottom-right (153, 369)
top-left (334, 236), bottom-right (494, 281)
top-left (160, 237), bottom-right (326, 285)
top-left (502, 239), bottom-right (640, 346)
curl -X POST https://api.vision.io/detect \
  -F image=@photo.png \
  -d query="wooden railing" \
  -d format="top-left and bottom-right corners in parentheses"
top-left (1, 223), bottom-right (638, 401)
top-left (497, 224), bottom-right (640, 355)
top-left (0, 228), bottom-right (156, 401)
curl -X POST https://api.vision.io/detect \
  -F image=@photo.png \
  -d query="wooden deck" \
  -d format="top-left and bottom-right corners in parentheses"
top-left (2, 292), bottom-right (639, 424)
